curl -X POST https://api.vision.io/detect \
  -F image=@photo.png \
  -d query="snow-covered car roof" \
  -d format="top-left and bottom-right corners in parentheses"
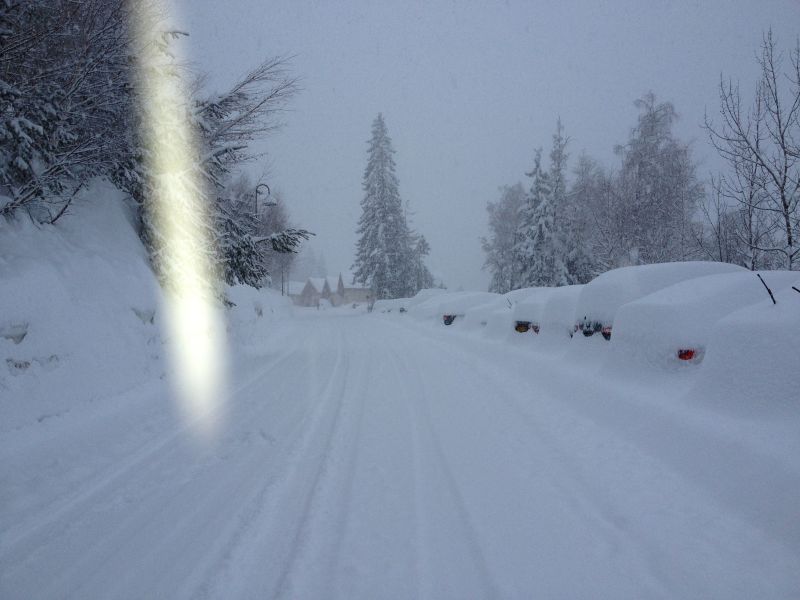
top-left (372, 298), bottom-right (409, 312)
top-left (503, 286), bottom-right (542, 304)
top-left (463, 296), bottom-right (513, 328)
top-left (437, 292), bottom-right (500, 316)
top-left (407, 288), bottom-right (447, 309)
top-left (574, 261), bottom-right (745, 325)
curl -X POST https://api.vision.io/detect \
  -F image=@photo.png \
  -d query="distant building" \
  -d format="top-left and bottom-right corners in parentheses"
top-left (291, 273), bottom-right (373, 307)
top-left (286, 280), bottom-right (306, 304)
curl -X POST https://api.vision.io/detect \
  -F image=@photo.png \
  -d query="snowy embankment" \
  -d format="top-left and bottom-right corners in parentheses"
top-left (0, 182), bottom-right (165, 432)
top-left (0, 182), bottom-right (291, 433)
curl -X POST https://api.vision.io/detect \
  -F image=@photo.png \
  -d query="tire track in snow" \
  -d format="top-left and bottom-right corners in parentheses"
top-left (0, 340), bottom-right (306, 562)
top-left (391, 323), bottom-right (680, 596)
top-left (388, 340), bottom-right (502, 599)
top-left (272, 336), bottom-right (371, 599)
top-left (381, 318), bottom-right (799, 598)
top-left (189, 327), bottom-right (361, 599)
top-left (260, 328), bottom-right (359, 599)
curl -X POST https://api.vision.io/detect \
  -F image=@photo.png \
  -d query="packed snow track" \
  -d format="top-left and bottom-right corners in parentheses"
top-left (2, 312), bottom-right (798, 599)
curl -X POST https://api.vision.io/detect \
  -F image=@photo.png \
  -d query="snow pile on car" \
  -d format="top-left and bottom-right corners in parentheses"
top-left (462, 295), bottom-right (512, 330)
top-left (511, 288), bottom-right (553, 332)
top-left (688, 282), bottom-right (800, 415)
top-left (538, 285), bottom-right (584, 347)
top-left (609, 270), bottom-right (800, 373)
top-left (573, 261), bottom-right (745, 337)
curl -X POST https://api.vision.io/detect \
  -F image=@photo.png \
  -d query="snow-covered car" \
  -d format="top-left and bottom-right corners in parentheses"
top-left (610, 270), bottom-right (800, 367)
top-left (511, 288), bottom-right (551, 334)
top-left (436, 292), bottom-right (500, 325)
top-left (573, 261), bottom-right (745, 340)
top-left (689, 281), bottom-right (800, 410)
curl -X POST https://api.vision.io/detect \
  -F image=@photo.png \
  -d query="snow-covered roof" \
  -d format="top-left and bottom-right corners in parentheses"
top-left (325, 276), bottom-right (341, 291)
top-left (306, 277), bottom-right (326, 293)
top-left (286, 281), bottom-right (306, 295)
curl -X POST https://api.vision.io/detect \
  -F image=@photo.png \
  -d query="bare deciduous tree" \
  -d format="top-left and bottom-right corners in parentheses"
top-left (705, 30), bottom-right (800, 269)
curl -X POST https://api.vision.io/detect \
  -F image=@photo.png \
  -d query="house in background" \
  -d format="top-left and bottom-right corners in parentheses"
top-left (291, 273), bottom-right (373, 307)
top-left (286, 280), bottom-right (306, 305)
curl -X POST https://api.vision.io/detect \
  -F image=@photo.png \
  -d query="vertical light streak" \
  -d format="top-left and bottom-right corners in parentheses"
top-left (132, 1), bottom-right (227, 438)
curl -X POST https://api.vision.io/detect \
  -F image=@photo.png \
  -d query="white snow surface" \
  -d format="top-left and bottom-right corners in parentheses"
top-left (2, 193), bottom-right (799, 598)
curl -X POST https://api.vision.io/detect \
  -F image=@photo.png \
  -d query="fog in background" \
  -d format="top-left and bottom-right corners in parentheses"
top-left (172, 0), bottom-right (799, 290)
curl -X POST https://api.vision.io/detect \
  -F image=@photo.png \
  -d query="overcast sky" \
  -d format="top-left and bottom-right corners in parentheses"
top-left (172, 0), bottom-right (799, 290)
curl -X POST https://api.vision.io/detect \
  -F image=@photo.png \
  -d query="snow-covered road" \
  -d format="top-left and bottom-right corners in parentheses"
top-left (2, 312), bottom-right (798, 599)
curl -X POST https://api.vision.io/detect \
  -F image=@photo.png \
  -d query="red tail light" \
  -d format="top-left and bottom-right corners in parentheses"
top-left (601, 326), bottom-right (612, 341)
top-left (677, 348), bottom-right (696, 361)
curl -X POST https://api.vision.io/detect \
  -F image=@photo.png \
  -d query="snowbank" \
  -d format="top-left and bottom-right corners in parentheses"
top-left (225, 284), bottom-right (294, 348)
top-left (0, 181), bottom-right (165, 431)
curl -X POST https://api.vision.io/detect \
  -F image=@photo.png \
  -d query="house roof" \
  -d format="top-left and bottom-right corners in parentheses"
top-left (325, 276), bottom-right (341, 291)
top-left (287, 281), bottom-right (306, 295)
top-left (306, 277), bottom-right (326, 293)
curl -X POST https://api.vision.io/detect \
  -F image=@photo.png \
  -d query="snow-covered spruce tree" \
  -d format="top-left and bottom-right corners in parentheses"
top-left (515, 148), bottom-right (548, 287)
top-left (482, 183), bottom-right (525, 293)
top-left (411, 233), bottom-right (435, 292)
top-left (0, 0), bottom-right (138, 222)
top-left (353, 114), bottom-right (423, 299)
top-left (515, 121), bottom-right (571, 287)
top-left (191, 58), bottom-right (310, 287)
top-left (564, 153), bottom-right (601, 283)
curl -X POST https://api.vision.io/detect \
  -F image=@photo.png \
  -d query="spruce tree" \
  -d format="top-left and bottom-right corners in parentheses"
top-left (353, 114), bottom-right (418, 299)
top-left (515, 121), bottom-right (572, 287)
